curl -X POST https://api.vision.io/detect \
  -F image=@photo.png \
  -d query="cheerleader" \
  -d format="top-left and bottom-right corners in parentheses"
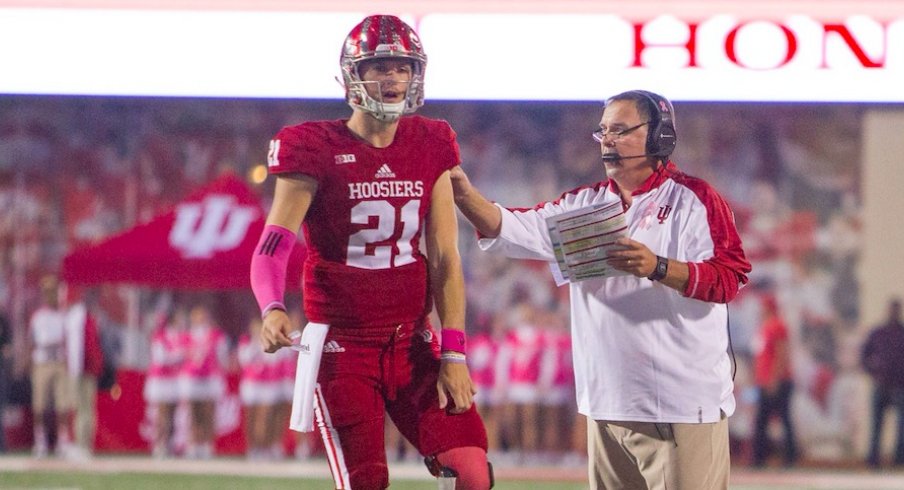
top-left (178, 305), bottom-right (228, 459)
top-left (143, 306), bottom-right (188, 458)
top-left (238, 318), bottom-right (286, 460)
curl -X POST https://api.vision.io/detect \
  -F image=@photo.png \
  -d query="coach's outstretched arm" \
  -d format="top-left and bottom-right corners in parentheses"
top-left (449, 166), bottom-right (502, 239)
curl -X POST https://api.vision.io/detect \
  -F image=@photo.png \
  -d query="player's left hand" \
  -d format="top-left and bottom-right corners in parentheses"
top-left (606, 237), bottom-right (656, 278)
top-left (260, 309), bottom-right (294, 353)
top-left (437, 360), bottom-right (477, 414)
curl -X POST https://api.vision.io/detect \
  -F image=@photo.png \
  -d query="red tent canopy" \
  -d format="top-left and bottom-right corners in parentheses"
top-left (62, 173), bottom-right (304, 290)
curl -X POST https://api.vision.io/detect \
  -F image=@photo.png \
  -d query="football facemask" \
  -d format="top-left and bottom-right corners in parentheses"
top-left (340, 15), bottom-right (427, 121)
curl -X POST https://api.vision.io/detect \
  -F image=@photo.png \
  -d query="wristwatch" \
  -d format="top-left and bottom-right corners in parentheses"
top-left (647, 256), bottom-right (669, 281)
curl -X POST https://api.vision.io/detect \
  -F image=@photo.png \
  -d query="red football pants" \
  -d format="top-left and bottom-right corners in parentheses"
top-left (313, 321), bottom-right (488, 490)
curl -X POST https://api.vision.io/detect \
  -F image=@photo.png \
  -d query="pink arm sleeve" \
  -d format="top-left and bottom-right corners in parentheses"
top-left (250, 224), bottom-right (296, 318)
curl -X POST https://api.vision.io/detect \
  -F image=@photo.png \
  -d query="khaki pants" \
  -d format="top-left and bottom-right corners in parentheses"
top-left (74, 376), bottom-right (98, 451)
top-left (31, 361), bottom-right (73, 413)
top-left (588, 416), bottom-right (730, 490)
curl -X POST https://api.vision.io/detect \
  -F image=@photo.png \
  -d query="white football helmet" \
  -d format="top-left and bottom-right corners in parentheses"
top-left (340, 15), bottom-right (427, 121)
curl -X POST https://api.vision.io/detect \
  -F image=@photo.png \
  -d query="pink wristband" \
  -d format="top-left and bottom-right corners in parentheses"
top-left (250, 224), bottom-right (295, 318)
top-left (441, 329), bottom-right (467, 354)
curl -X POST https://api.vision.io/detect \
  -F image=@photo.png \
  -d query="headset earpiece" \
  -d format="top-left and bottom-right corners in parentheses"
top-left (630, 90), bottom-right (677, 158)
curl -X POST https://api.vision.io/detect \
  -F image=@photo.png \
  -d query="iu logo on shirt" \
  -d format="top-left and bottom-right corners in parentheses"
top-left (657, 205), bottom-right (673, 224)
top-left (169, 195), bottom-right (258, 258)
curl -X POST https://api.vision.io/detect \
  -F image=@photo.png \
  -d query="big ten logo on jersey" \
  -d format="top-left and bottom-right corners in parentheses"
top-left (334, 153), bottom-right (356, 164)
top-left (169, 195), bottom-right (258, 258)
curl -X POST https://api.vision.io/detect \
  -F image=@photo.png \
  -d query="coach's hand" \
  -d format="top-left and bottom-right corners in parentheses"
top-left (437, 360), bottom-right (477, 414)
top-left (449, 165), bottom-right (473, 202)
top-left (260, 309), bottom-right (294, 353)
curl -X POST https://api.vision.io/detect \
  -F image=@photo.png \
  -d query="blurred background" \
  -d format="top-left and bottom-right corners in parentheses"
top-left (0, 0), bottom-right (903, 476)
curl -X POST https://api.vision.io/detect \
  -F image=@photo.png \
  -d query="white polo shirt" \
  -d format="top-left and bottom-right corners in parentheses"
top-left (479, 162), bottom-right (750, 424)
top-left (30, 306), bottom-right (67, 364)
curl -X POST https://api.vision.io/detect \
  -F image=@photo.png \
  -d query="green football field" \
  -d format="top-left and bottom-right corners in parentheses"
top-left (3, 455), bottom-right (904, 490)
top-left (3, 469), bottom-right (904, 490)
top-left (0, 471), bottom-right (586, 490)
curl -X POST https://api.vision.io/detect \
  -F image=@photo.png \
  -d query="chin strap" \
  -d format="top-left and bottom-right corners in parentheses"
top-left (361, 99), bottom-right (405, 121)
top-left (344, 79), bottom-right (412, 121)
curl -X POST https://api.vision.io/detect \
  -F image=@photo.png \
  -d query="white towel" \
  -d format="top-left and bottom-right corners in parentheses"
top-left (65, 303), bottom-right (87, 379)
top-left (289, 322), bottom-right (329, 433)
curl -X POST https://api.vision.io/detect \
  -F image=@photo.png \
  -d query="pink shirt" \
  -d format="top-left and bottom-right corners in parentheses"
top-left (504, 324), bottom-right (543, 385)
top-left (148, 325), bottom-right (187, 379)
top-left (237, 334), bottom-right (283, 383)
top-left (541, 330), bottom-right (574, 388)
top-left (753, 316), bottom-right (791, 386)
top-left (181, 324), bottom-right (227, 379)
top-left (468, 333), bottom-right (499, 389)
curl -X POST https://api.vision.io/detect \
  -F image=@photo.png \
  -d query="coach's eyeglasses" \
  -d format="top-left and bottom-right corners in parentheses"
top-left (592, 122), bottom-right (649, 143)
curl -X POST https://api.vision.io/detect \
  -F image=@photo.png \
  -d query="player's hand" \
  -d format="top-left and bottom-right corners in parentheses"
top-left (260, 309), bottom-right (293, 353)
top-left (437, 359), bottom-right (477, 414)
top-left (606, 237), bottom-right (656, 278)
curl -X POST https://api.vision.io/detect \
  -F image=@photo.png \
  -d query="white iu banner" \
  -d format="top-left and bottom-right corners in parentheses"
top-left (169, 195), bottom-right (258, 259)
top-left (0, 2), bottom-right (901, 102)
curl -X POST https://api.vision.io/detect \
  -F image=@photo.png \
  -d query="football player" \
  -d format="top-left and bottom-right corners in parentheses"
top-left (251, 14), bottom-right (492, 489)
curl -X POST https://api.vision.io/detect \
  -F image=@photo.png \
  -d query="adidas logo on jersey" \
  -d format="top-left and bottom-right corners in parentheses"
top-left (375, 164), bottom-right (396, 179)
top-left (323, 340), bottom-right (346, 353)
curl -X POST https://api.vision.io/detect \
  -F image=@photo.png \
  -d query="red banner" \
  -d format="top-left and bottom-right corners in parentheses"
top-left (98, 369), bottom-right (245, 455)
top-left (3, 369), bottom-right (323, 458)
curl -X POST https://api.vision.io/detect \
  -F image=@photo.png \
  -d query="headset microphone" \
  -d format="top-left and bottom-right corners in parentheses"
top-left (600, 153), bottom-right (651, 161)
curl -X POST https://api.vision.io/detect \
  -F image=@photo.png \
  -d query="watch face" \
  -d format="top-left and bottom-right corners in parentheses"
top-left (649, 256), bottom-right (668, 281)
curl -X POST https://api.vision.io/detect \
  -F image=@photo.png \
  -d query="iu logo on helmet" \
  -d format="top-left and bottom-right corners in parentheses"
top-left (169, 195), bottom-right (258, 258)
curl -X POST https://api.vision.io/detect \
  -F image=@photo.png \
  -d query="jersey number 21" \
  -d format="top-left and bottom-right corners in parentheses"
top-left (347, 199), bottom-right (420, 270)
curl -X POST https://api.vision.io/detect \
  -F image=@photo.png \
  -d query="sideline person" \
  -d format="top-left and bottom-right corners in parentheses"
top-left (451, 90), bottom-right (751, 489)
top-left (861, 297), bottom-right (904, 468)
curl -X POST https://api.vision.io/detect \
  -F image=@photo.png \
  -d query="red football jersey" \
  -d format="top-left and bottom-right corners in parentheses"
top-left (267, 115), bottom-right (460, 327)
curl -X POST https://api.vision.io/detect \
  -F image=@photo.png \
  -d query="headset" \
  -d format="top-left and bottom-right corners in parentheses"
top-left (609, 90), bottom-right (678, 159)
